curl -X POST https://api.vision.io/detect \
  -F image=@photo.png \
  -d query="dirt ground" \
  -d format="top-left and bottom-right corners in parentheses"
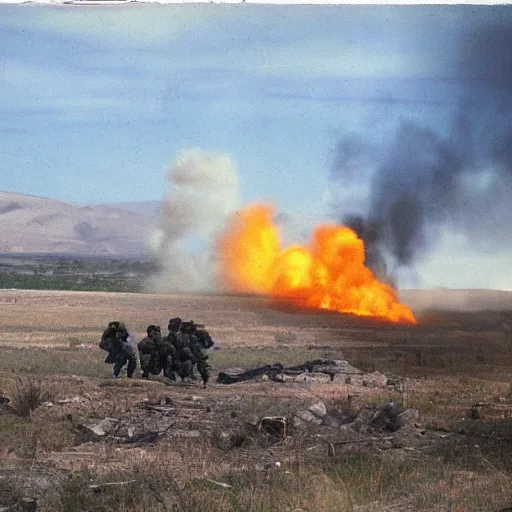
top-left (0, 288), bottom-right (512, 511)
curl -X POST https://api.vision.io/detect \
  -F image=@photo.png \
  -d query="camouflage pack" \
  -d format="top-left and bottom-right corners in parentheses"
top-left (99, 338), bottom-right (114, 352)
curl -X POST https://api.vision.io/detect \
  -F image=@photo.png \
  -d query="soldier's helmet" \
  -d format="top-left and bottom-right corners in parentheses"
top-left (168, 317), bottom-right (182, 330)
top-left (147, 325), bottom-right (161, 336)
top-left (180, 321), bottom-right (196, 333)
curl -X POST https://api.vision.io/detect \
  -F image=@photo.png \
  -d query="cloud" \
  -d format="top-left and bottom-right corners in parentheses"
top-left (10, 6), bottom-right (209, 48)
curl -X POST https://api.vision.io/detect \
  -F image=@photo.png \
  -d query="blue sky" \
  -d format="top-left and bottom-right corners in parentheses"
top-left (1, 4), bottom-right (512, 289)
top-left (1, 4), bottom-right (465, 209)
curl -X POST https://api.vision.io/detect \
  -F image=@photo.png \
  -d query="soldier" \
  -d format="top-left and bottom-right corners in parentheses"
top-left (155, 319), bottom-right (179, 381)
top-left (99, 321), bottom-right (136, 378)
top-left (162, 318), bottom-right (181, 381)
top-left (166, 318), bottom-right (197, 382)
top-left (181, 320), bottom-right (211, 388)
top-left (137, 325), bottom-right (163, 379)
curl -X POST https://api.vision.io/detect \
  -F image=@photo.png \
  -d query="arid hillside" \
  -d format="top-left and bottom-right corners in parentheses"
top-left (0, 191), bottom-right (157, 257)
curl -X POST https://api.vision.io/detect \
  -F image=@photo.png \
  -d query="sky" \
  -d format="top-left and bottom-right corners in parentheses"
top-left (1, 3), bottom-right (512, 290)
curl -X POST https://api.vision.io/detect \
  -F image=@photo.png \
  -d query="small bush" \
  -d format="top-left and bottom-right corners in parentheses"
top-left (9, 377), bottom-right (54, 417)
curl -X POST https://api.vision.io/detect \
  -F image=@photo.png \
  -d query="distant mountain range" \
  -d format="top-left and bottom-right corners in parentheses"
top-left (0, 191), bottom-right (162, 258)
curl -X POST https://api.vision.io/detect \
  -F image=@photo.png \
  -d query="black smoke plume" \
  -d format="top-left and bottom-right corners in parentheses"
top-left (330, 13), bottom-right (512, 284)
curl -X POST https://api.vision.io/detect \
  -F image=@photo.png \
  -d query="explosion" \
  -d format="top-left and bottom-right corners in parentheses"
top-left (219, 203), bottom-right (416, 324)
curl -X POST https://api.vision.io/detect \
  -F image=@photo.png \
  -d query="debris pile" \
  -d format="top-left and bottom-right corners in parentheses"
top-left (217, 359), bottom-right (364, 384)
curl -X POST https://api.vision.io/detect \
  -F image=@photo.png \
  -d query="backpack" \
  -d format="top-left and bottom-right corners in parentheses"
top-left (99, 327), bottom-right (117, 352)
top-left (99, 337), bottom-right (114, 352)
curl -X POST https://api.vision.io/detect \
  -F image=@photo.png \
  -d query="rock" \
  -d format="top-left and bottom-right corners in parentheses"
top-left (185, 395), bottom-right (203, 402)
top-left (293, 372), bottom-right (316, 383)
top-left (294, 400), bottom-right (327, 426)
top-left (80, 417), bottom-right (120, 437)
top-left (308, 401), bottom-right (327, 418)
top-left (396, 408), bottom-right (420, 429)
top-left (351, 405), bottom-right (381, 432)
top-left (295, 410), bottom-right (323, 425)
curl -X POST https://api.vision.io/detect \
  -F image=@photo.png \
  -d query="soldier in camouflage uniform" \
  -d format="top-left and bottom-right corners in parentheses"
top-left (137, 325), bottom-right (163, 379)
top-left (166, 318), bottom-right (197, 382)
top-left (180, 321), bottom-right (212, 388)
top-left (99, 321), bottom-right (136, 378)
top-left (162, 318), bottom-right (181, 381)
top-left (155, 319), bottom-right (178, 381)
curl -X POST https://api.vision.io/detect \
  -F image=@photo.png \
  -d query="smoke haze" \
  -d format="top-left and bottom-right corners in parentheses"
top-left (329, 13), bottom-right (512, 286)
top-left (145, 149), bottom-right (240, 293)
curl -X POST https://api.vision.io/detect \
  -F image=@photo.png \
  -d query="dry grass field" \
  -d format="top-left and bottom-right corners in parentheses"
top-left (0, 288), bottom-right (511, 512)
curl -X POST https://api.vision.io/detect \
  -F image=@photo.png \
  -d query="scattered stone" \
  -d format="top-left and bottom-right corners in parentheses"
top-left (396, 408), bottom-right (420, 429)
top-left (293, 400), bottom-right (328, 426)
top-left (294, 410), bottom-right (323, 426)
top-left (80, 417), bottom-right (120, 437)
top-left (57, 396), bottom-right (83, 405)
top-left (308, 401), bottom-right (327, 419)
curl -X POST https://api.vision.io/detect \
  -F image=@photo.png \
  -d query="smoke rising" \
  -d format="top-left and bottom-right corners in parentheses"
top-left (329, 16), bottom-right (512, 285)
top-left (146, 149), bottom-right (240, 293)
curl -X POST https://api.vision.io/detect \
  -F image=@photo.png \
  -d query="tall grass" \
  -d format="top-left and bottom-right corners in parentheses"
top-left (8, 377), bottom-right (54, 417)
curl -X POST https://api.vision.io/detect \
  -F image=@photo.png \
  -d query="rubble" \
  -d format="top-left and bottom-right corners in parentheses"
top-left (215, 359), bottom-right (398, 389)
top-left (259, 417), bottom-right (287, 440)
top-left (79, 417), bottom-right (120, 437)
top-left (294, 401), bottom-right (328, 427)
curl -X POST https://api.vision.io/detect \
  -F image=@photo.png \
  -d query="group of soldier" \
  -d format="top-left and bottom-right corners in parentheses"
top-left (99, 317), bottom-right (214, 388)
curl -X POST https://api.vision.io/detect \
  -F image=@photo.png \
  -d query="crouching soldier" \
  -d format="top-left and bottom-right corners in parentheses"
top-left (181, 321), bottom-right (211, 388)
top-left (162, 318), bottom-right (182, 381)
top-left (137, 325), bottom-right (163, 379)
top-left (99, 321), bottom-right (137, 378)
top-left (167, 318), bottom-right (197, 382)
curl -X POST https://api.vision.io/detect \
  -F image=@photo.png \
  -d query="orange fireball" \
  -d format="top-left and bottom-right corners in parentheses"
top-left (219, 203), bottom-right (416, 324)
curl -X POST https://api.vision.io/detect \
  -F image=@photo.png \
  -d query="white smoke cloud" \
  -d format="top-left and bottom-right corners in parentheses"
top-left (145, 149), bottom-right (241, 293)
